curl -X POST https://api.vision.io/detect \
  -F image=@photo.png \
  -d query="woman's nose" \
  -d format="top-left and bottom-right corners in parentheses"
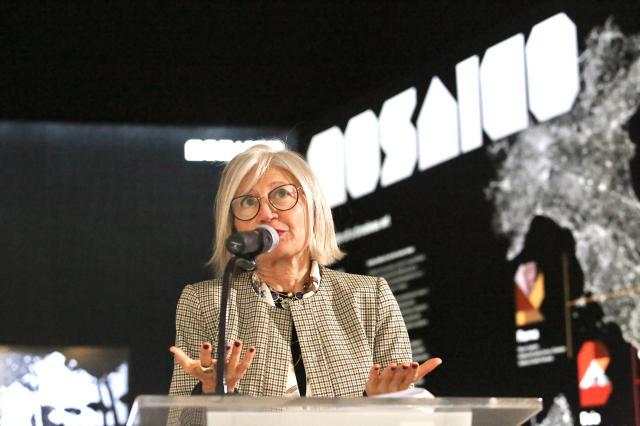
top-left (256, 197), bottom-right (277, 222)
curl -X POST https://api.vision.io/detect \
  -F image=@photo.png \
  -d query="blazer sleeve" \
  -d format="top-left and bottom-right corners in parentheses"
top-left (373, 277), bottom-right (413, 366)
top-left (169, 284), bottom-right (207, 395)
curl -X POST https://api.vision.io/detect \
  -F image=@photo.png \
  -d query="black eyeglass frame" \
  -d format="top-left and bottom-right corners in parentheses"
top-left (230, 184), bottom-right (304, 221)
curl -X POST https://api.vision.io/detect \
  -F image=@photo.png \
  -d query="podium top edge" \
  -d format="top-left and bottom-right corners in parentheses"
top-left (132, 395), bottom-right (543, 410)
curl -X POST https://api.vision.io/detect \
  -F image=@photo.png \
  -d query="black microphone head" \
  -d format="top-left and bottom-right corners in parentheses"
top-left (225, 234), bottom-right (245, 255)
top-left (256, 225), bottom-right (279, 253)
top-left (225, 225), bottom-right (280, 257)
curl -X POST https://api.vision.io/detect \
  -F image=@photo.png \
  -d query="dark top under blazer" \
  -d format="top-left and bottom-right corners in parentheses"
top-left (169, 265), bottom-right (412, 397)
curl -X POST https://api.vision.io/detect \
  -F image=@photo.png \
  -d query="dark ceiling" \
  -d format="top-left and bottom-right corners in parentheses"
top-left (3, 1), bottom-right (639, 128)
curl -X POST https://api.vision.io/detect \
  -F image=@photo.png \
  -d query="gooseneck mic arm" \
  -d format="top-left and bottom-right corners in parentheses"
top-left (214, 256), bottom-right (236, 395)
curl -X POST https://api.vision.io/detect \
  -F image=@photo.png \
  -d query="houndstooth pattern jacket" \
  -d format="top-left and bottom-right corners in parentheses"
top-left (168, 266), bottom-right (412, 397)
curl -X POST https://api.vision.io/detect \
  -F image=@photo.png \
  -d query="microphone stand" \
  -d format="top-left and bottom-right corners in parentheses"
top-left (215, 255), bottom-right (257, 395)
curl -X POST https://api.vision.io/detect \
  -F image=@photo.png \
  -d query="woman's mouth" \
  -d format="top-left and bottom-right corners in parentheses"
top-left (276, 230), bottom-right (285, 237)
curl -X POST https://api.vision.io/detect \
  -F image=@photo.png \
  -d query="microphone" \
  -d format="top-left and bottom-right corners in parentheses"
top-left (225, 225), bottom-right (279, 258)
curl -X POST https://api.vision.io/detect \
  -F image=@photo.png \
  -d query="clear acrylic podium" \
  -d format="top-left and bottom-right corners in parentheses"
top-left (126, 395), bottom-right (542, 426)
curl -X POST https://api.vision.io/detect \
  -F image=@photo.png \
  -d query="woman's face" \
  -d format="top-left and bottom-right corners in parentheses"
top-left (232, 167), bottom-right (310, 263)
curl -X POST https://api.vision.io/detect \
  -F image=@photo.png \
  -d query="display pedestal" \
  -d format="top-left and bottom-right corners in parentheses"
top-left (126, 395), bottom-right (542, 426)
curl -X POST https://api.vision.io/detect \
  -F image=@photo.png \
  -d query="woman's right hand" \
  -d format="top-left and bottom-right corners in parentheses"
top-left (170, 339), bottom-right (256, 393)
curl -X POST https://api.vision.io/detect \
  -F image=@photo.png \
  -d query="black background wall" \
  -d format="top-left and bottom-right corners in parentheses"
top-left (2, 1), bottom-right (640, 423)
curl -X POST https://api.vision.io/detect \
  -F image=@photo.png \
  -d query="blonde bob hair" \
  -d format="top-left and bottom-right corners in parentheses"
top-left (208, 142), bottom-right (344, 276)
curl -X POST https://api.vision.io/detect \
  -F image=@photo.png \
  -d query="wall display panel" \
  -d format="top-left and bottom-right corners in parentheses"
top-left (0, 346), bottom-right (128, 426)
top-left (300, 6), bottom-right (640, 426)
top-left (0, 121), bottom-right (292, 404)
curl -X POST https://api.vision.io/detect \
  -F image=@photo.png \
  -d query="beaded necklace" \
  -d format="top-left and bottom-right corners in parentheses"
top-left (254, 277), bottom-right (313, 307)
top-left (250, 261), bottom-right (320, 308)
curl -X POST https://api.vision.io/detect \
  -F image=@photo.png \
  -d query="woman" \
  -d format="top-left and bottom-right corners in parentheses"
top-left (169, 143), bottom-right (441, 397)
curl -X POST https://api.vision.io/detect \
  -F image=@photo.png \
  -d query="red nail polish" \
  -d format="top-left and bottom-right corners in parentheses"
top-left (234, 341), bottom-right (241, 347)
top-left (225, 344), bottom-right (231, 350)
top-left (402, 365), bottom-right (408, 369)
top-left (202, 343), bottom-right (210, 350)
top-left (249, 347), bottom-right (255, 352)
top-left (411, 363), bottom-right (418, 369)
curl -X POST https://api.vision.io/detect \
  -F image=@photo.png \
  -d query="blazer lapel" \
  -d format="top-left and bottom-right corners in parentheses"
top-left (291, 267), bottom-right (372, 397)
top-left (234, 272), bottom-right (290, 396)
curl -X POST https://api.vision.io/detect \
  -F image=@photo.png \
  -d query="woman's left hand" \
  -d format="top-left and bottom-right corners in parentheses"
top-left (364, 358), bottom-right (442, 396)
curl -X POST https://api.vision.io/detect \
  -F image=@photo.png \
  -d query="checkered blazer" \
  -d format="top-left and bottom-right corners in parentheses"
top-left (169, 266), bottom-right (412, 397)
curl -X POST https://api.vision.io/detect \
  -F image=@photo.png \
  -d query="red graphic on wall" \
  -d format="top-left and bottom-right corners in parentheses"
top-left (577, 340), bottom-right (612, 407)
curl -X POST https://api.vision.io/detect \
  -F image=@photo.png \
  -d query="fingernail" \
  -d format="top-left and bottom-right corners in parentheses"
top-left (402, 364), bottom-right (408, 370)
top-left (249, 347), bottom-right (255, 353)
top-left (234, 341), bottom-right (241, 347)
top-left (391, 365), bottom-right (397, 371)
top-left (202, 343), bottom-right (210, 350)
top-left (374, 365), bottom-right (380, 371)
top-left (225, 344), bottom-right (232, 350)
top-left (411, 363), bottom-right (418, 369)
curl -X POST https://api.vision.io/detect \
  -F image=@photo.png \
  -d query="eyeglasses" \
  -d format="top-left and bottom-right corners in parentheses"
top-left (230, 184), bottom-right (303, 221)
